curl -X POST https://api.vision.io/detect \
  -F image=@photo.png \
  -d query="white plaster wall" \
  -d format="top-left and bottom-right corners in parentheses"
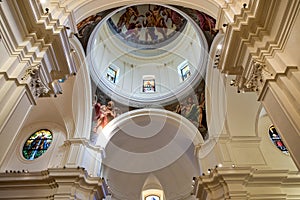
top-left (0, 91), bottom-right (33, 166)
top-left (199, 30), bottom-right (298, 171)
top-left (0, 122), bottom-right (67, 172)
top-left (257, 111), bottom-right (298, 170)
top-left (225, 76), bottom-right (260, 137)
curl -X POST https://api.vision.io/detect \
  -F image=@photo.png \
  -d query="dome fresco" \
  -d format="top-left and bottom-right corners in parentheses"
top-left (76, 5), bottom-right (217, 50)
top-left (107, 5), bottom-right (187, 49)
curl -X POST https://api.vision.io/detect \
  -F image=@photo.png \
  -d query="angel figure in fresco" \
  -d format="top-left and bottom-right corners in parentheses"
top-left (151, 5), bottom-right (167, 39)
top-left (105, 101), bottom-right (117, 124)
top-left (161, 7), bottom-right (183, 31)
top-left (93, 104), bottom-right (109, 132)
top-left (181, 96), bottom-right (200, 127)
top-left (194, 10), bottom-right (216, 35)
top-left (77, 14), bottom-right (102, 38)
top-left (198, 92), bottom-right (206, 128)
top-left (125, 22), bottom-right (142, 41)
top-left (143, 11), bottom-right (158, 41)
top-left (92, 95), bottom-right (106, 133)
top-left (93, 100), bottom-right (118, 133)
top-left (117, 6), bottom-right (142, 32)
top-left (174, 103), bottom-right (182, 115)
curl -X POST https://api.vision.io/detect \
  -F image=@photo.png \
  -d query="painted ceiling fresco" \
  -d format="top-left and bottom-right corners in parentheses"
top-left (76, 5), bottom-right (218, 50)
top-left (107, 5), bottom-right (187, 48)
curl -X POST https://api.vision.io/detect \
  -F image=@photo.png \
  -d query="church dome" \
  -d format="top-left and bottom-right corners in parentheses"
top-left (87, 4), bottom-right (208, 107)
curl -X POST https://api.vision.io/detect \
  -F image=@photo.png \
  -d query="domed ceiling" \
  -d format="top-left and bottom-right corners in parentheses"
top-left (76, 4), bottom-right (218, 143)
top-left (75, 3), bottom-right (218, 200)
top-left (76, 4), bottom-right (217, 51)
top-left (107, 5), bottom-right (187, 49)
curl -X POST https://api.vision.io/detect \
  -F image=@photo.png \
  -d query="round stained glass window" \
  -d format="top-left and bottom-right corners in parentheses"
top-left (269, 125), bottom-right (289, 155)
top-left (22, 129), bottom-right (53, 160)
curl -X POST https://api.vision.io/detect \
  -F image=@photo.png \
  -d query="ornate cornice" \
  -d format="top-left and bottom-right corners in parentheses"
top-left (219, 0), bottom-right (300, 94)
top-left (0, 0), bottom-right (77, 99)
top-left (195, 167), bottom-right (300, 200)
top-left (21, 64), bottom-right (51, 97)
top-left (0, 168), bottom-right (107, 199)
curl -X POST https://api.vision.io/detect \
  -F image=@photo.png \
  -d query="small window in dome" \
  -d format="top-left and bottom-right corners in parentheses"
top-left (145, 195), bottom-right (160, 200)
top-left (106, 66), bottom-right (118, 83)
top-left (22, 129), bottom-right (53, 160)
top-left (269, 125), bottom-right (289, 155)
top-left (143, 76), bottom-right (156, 93)
top-left (178, 61), bottom-right (191, 81)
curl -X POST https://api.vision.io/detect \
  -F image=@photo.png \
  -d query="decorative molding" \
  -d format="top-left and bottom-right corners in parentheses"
top-left (258, 65), bottom-right (298, 101)
top-left (230, 60), bottom-right (274, 93)
top-left (219, 0), bottom-right (300, 85)
top-left (21, 64), bottom-right (51, 97)
top-left (195, 167), bottom-right (300, 200)
top-left (0, 0), bottom-right (77, 97)
top-left (0, 168), bottom-right (107, 199)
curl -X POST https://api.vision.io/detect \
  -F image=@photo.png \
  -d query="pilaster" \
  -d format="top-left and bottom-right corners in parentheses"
top-left (218, 0), bottom-right (300, 169)
top-left (63, 139), bottom-right (105, 177)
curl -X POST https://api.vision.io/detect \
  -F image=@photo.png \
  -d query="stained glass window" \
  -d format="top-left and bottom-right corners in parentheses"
top-left (22, 129), bottom-right (53, 160)
top-left (145, 195), bottom-right (160, 200)
top-left (269, 125), bottom-right (289, 155)
top-left (143, 79), bottom-right (156, 93)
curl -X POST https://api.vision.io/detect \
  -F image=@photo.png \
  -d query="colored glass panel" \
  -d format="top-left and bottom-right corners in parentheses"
top-left (106, 67), bottom-right (117, 83)
top-left (145, 195), bottom-right (160, 200)
top-left (22, 129), bottom-right (53, 160)
top-left (181, 64), bottom-right (191, 81)
top-left (143, 79), bottom-right (155, 93)
top-left (269, 125), bottom-right (289, 155)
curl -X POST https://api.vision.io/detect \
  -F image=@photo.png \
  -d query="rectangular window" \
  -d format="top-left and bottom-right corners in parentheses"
top-left (180, 64), bottom-right (191, 81)
top-left (106, 66), bottom-right (117, 83)
top-left (143, 79), bottom-right (156, 93)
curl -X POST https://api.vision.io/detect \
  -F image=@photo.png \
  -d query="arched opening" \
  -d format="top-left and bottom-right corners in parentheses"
top-left (99, 109), bottom-right (202, 199)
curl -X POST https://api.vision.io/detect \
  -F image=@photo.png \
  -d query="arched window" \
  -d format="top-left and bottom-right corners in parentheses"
top-left (22, 129), bottom-right (53, 160)
top-left (269, 125), bottom-right (289, 155)
top-left (145, 195), bottom-right (160, 200)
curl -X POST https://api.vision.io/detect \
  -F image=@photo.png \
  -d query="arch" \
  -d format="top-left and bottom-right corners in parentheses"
top-left (198, 32), bottom-right (226, 158)
top-left (70, 0), bottom-right (221, 25)
top-left (97, 108), bottom-right (203, 172)
top-left (70, 37), bottom-right (93, 139)
top-left (142, 174), bottom-right (165, 199)
top-left (100, 109), bottom-right (202, 199)
top-left (255, 107), bottom-right (297, 170)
